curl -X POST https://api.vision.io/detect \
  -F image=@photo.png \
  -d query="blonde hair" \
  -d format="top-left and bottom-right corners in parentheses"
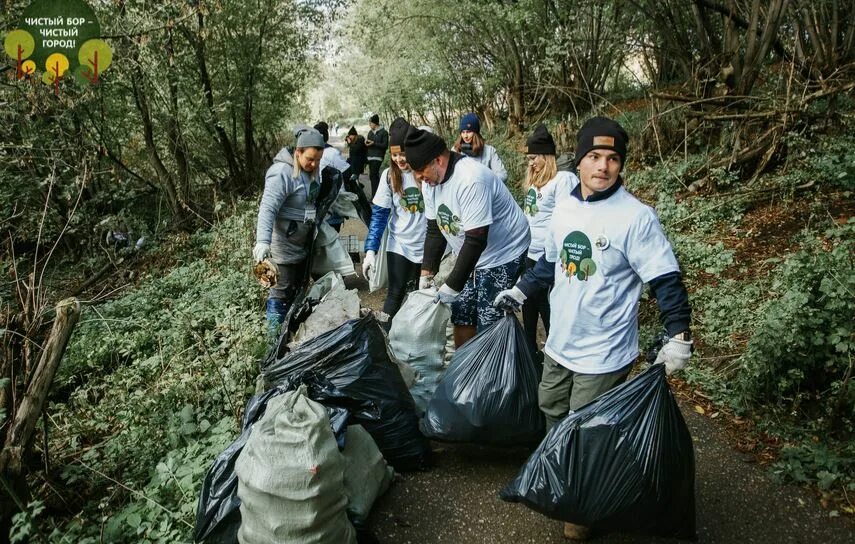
top-left (292, 147), bottom-right (321, 180)
top-left (525, 155), bottom-right (558, 190)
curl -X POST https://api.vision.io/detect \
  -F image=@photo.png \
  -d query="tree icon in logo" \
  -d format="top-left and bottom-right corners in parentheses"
top-left (77, 38), bottom-right (112, 84)
top-left (3, 29), bottom-right (36, 79)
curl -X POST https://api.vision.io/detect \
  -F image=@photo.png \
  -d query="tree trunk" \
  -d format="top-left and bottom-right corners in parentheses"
top-left (0, 298), bottom-right (81, 532)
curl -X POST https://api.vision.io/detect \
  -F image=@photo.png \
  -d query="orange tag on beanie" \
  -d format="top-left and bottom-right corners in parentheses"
top-left (593, 136), bottom-right (615, 147)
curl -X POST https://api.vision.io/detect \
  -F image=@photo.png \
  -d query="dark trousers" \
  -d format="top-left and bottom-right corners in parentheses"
top-left (368, 159), bottom-right (383, 197)
top-left (348, 157), bottom-right (366, 177)
top-left (522, 257), bottom-right (550, 358)
top-left (383, 251), bottom-right (421, 318)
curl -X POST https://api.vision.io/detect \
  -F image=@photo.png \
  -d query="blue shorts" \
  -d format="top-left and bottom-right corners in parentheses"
top-left (451, 255), bottom-right (525, 331)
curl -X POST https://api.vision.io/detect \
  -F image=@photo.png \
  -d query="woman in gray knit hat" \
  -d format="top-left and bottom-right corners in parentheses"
top-left (252, 125), bottom-right (325, 336)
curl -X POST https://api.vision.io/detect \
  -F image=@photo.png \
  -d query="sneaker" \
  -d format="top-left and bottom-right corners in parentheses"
top-left (563, 522), bottom-right (591, 541)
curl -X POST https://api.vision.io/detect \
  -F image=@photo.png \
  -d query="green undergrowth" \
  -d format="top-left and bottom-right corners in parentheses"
top-left (630, 131), bottom-right (855, 512)
top-left (23, 202), bottom-right (268, 543)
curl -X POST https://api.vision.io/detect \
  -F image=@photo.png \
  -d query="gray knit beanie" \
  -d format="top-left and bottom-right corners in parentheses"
top-left (294, 125), bottom-right (325, 149)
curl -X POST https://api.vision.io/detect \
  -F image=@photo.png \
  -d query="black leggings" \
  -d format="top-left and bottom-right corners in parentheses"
top-left (368, 159), bottom-right (383, 197)
top-left (522, 257), bottom-right (551, 355)
top-left (383, 251), bottom-right (421, 318)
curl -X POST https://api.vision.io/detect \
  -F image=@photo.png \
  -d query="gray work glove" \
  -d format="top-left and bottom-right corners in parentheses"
top-left (655, 337), bottom-right (693, 375)
top-left (252, 242), bottom-right (271, 264)
top-left (433, 284), bottom-right (459, 304)
top-left (418, 274), bottom-right (435, 290)
top-left (493, 286), bottom-right (527, 311)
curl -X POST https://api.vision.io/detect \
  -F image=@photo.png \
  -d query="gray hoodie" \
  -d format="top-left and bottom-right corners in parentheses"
top-left (255, 148), bottom-right (318, 263)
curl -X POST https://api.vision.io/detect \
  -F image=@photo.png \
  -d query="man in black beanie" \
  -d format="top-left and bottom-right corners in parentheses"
top-left (494, 117), bottom-right (693, 540)
top-left (405, 127), bottom-right (530, 348)
top-left (366, 114), bottom-right (388, 196)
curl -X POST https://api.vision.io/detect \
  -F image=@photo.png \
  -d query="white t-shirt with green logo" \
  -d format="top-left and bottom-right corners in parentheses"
top-left (523, 171), bottom-right (578, 261)
top-left (423, 156), bottom-right (530, 269)
top-left (373, 168), bottom-right (426, 263)
top-left (542, 186), bottom-right (680, 374)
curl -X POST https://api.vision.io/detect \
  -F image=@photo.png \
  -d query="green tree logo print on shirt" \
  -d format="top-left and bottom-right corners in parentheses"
top-left (436, 204), bottom-right (461, 235)
top-left (398, 187), bottom-right (425, 214)
top-left (560, 231), bottom-right (598, 281)
top-left (523, 187), bottom-right (539, 216)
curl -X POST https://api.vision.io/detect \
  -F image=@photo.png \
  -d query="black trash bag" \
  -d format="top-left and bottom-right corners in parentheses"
top-left (420, 314), bottom-right (544, 445)
top-left (344, 173), bottom-right (373, 226)
top-left (289, 371), bottom-right (381, 450)
top-left (193, 379), bottom-right (361, 543)
top-left (499, 364), bottom-right (696, 540)
top-left (262, 314), bottom-right (431, 472)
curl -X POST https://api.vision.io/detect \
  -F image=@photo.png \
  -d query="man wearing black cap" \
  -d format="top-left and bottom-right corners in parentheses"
top-left (494, 117), bottom-right (693, 539)
top-left (366, 114), bottom-right (388, 196)
top-left (405, 127), bottom-right (530, 347)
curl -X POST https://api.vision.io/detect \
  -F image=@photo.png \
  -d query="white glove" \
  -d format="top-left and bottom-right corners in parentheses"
top-left (655, 337), bottom-right (693, 375)
top-left (362, 250), bottom-right (376, 280)
top-left (418, 275), bottom-right (435, 290)
top-left (493, 286), bottom-right (527, 310)
top-left (434, 284), bottom-right (460, 304)
top-left (253, 242), bottom-right (271, 264)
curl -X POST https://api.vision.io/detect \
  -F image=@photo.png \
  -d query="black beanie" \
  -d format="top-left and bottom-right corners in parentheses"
top-left (389, 117), bottom-right (411, 154)
top-left (526, 123), bottom-right (556, 155)
top-left (575, 116), bottom-right (628, 170)
top-left (404, 128), bottom-right (447, 170)
top-left (313, 121), bottom-right (329, 143)
top-left (369, 113), bottom-right (380, 125)
top-left (347, 126), bottom-right (357, 137)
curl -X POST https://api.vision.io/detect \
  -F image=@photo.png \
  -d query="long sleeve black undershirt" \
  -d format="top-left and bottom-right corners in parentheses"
top-left (444, 226), bottom-right (489, 292)
top-left (422, 219), bottom-right (447, 273)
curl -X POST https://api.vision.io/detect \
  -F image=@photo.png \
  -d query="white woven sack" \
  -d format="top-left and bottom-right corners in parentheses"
top-left (368, 226), bottom-right (390, 293)
top-left (388, 289), bottom-right (451, 412)
top-left (312, 224), bottom-right (356, 277)
top-left (236, 387), bottom-right (356, 544)
top-left (342, 425), bottom-right (394, 524)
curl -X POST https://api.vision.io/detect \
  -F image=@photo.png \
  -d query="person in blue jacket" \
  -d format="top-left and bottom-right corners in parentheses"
top-left (362, 118), bottom-right (426, 324)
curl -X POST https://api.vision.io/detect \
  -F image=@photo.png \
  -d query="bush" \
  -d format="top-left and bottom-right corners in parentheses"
top-left (39, 203), bottom-right (267, 542)
top-left (734, 219), bottom-right (855, 427)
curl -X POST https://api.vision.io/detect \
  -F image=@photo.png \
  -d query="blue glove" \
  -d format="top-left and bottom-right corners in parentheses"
top-left (434, 284), bottom-right (460, 304)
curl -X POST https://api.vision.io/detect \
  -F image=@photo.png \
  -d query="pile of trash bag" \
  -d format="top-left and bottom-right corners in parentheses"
top-left (388, 289), bottom-right (451, 413)
top-left (420, 313), bottom-right (544, 445)
top-left (263, 314), bottom-right (430, 472)
top-left (499, 364), bottom-right (696, 540)
top-left (194, 313), bottom-right (427, 543)
top-left (193, 375), bottom-right (370, 543)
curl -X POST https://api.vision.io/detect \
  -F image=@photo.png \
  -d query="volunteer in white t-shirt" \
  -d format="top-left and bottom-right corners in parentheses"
top-left (404, 127), bottom-right (530, 348)
top-left (362, 118), bottom-right (426, 322)
top-left (452, 112), bottom-right (508, 183)
top-left (494, 116), bottom-right (693, 540)
top-left (519, 123), bottom-right (577, 365)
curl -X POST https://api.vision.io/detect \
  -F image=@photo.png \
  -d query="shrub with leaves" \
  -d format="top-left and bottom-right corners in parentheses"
top-left (39, 204), bottom-right (267, 542)
top-left (735, 220), bottom-right (855, 424)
